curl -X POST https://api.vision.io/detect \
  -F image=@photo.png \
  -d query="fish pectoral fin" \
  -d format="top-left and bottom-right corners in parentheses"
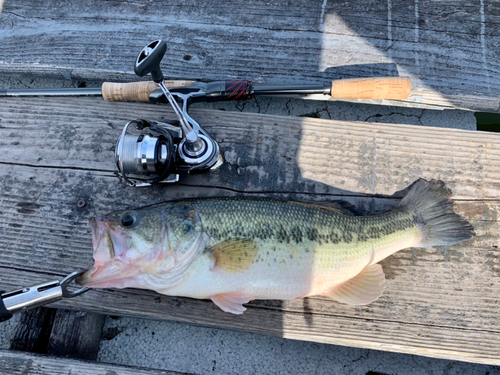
top-left (326, 264), bottom-right (386, 305)
top-left (208, 239), bottom-right (257, 273)
top-left (211, 293), bottom-right (251, 314)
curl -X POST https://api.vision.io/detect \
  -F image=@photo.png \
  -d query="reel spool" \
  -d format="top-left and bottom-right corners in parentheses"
top-left (115, 120), bottom-right (180, 187)
top-left (115, 119), bottom-right (222, 187)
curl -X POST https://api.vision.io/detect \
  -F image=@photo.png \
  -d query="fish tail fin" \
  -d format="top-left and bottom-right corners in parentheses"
top-left (398, 179), bottom-right (475, 248)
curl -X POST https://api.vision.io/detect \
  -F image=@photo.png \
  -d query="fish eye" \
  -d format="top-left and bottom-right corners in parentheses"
top-left (120, 212), bottom-right (136, 227)
top-left (184, 221), bottom-right (194, 233)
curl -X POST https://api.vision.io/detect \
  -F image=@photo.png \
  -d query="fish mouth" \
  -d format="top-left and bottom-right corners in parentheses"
top-left (76, 265), bottom-right (98, 286)
top-left (79, 216), bottom-right (137, 288)
top-left (77, 261), bottom-right (140, 288)
top-left (90, 217), bottom-right (119, 262)
top-left (77, 262), bottom-right (116, 287)
top-left (90, 218), bottom-right (100, 252)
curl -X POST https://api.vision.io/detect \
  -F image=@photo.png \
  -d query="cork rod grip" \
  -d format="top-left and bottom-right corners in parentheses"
top-left (330, 77), bottom-right (411, 100)
top-left (101, 80), bottom-right (196, 102)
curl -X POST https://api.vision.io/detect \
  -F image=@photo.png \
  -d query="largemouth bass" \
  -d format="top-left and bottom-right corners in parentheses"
top-left (79, 179), bottom-right (474, 314)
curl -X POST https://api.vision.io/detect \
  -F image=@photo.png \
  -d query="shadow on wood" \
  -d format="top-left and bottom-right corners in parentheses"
top-left (10, 307), bottom-right (56, 354)
top-left (9, 307), bottom-right (105, 361)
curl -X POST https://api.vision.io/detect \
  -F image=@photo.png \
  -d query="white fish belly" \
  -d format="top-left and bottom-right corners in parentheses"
top-left (163, 253), bottom-right (311, 300)
top-left (160, 240), bottom-right (374, 300)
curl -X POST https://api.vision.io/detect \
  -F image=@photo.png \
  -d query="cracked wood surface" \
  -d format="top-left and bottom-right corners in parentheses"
top-left (0, 97), bottom-right (499, 364)
top-left (0, 1), bottom-right (499, 112)
top-left (0, 349), bottom-right (189, 375)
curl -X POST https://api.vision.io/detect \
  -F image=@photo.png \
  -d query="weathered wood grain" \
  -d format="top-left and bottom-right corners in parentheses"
top-left (8, 307), bottom-right (105, 361)
top-left (0, 1), bottom-right (498, 112)
top-left (0, 349), bottom-right (190, 375)
top-left (0, 97), bottom-right (499, 364)
top-left (46, 310), bottom-right (105, 360)
top-left (9, 308), bottom-right (56, 354)
top-left (0, 98), bottom-right (498, 199)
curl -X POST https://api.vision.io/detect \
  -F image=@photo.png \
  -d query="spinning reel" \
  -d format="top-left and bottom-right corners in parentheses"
top-left (115, 40), bottom-right (222, 187)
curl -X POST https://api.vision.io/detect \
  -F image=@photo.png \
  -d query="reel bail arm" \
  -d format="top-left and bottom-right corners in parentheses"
top-left (134, 40), bottom-right (204, 154)
top-left (114, 40), bottom-right (222, 187)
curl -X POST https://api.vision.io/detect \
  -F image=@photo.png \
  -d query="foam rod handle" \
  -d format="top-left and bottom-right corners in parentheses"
top-left (329, 77), bottom-right (412, 100)
top-left (102, 80), bottom-right (196, 102)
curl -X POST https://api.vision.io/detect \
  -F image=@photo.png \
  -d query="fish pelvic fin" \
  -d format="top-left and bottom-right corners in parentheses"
top-left (398, 179), bottom-right (475, 248)
top-left (211, 293), bottom-right (251, 314)
top-left (208, 239), bottom-right (258, 273)
top-left (326, 264), bottom-right (386, 305)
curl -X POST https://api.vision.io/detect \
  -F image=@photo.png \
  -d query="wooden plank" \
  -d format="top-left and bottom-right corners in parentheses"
top-left (9, 306), bottom-right (105, 360)
top-left (0, 97), bottom-right (499, 364)
top-left (45, 310), bottom-right (105, 360)
top-left (9, 308), bottom-right (56, 354)
top-left (0, 1), bottom-right (499, 112)
top-left (0, 349), bottom-right (191, 375)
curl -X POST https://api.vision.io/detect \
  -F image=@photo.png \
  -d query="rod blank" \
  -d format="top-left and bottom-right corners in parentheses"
top-left (0, 88), bottom-right (102, 97)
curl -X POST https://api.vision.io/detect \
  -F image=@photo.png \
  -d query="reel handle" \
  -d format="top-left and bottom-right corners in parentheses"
top-left (134, 40), bottom-right (168, 83)
top-left (330, 77), bottom-right (411, 100)
top-left (101, 80), bottom-right (196, 102)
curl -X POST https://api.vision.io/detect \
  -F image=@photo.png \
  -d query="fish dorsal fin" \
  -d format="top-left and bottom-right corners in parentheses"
top-left (289, 200), bottom-right (357, 216)
top-left (208, 239), bottom-right (257, 273)
top-left (326, 264), bottom-right (386, 305)
top-left (211, 293), bottom-right (251, 314)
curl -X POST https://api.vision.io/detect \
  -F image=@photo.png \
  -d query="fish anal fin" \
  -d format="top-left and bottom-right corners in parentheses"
top-left (209, 239), bottom-right (257, 273)
top-left (211, 293), bottom-right (250, 314)
top-left (327, 264), bottom-right (386, 305)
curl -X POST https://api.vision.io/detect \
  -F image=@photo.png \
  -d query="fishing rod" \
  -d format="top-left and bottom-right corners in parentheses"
top-left (1, 40), bottom-right (412, 187)
top-left (0, 74), bottom-right (412, 103)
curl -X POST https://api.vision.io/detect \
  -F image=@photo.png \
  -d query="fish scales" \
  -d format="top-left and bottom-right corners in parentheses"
top-left (192, 197), bottom-right (415, 262)
top-left (79, 179), bottom-right (475, 314)
top-left (197, 198), bottom-right (419, 269)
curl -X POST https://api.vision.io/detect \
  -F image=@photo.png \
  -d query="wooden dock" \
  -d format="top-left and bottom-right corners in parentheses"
top-left (0, 0), bottom-right (498, 112)
top-left (0, 98), bottom-right (499, 367)
top-left (0, 0), bottom-right (499, 372)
